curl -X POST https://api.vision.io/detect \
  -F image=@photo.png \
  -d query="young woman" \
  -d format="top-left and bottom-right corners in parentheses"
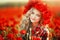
top-left (20, 1), bottom-right (51, 40)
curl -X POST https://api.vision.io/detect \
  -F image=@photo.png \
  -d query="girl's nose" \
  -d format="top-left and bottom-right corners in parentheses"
top-left (33, 14), bottom-right (36, 18)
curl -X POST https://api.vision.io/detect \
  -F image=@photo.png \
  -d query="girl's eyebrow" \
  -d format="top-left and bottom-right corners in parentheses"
top-left (36, 14), bottom-right (41, 16)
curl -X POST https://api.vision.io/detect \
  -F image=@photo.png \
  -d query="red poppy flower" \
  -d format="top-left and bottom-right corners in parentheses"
top-left (55, 29), bottom-right (60, 37)
top-left (32, 30), bottom-right (35, 34)
top-left (11, 28), bottom-right (18, 34)
top-left (36, 27), bottom-right (40, 31)
top-left (10, 20), bottom-right (19, 27)
top-left (9, 17), bottom-right (15, 21)
top-left (0, 26), bottom-right (6, 30)
top-left (11, 37), bottom-right (16, 40)
top-left (36, 37), bottom-right (41, 40)
top-left (54, 18), bottom-right (60, 26)
top-left (32, 36), bottom-right (41, 40)
top-left (16, 37), bottom-right (22, 40)
top-left (43, 19), bottom-right (50, 25)
top-left (4, 20), bottom-right (9, 27)
top-left (13, 20), bottom-right (19, 25)
top-left (7, 33), bottom-right (14, 39)
top-left (20, 30), bottom-right (26, 34)
top-left (0, 35), bottom-right (4, 40)
top-left (49, 23), bottom-right (56, 29)
top-left (1, 31), bottom-right (5, 37)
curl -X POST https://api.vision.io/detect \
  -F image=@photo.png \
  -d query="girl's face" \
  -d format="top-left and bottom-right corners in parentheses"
top-left (30, 8), bottom-right (41, 23)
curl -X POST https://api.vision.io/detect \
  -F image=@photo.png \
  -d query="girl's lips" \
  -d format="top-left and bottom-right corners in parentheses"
top-left (31, 18), bottom-right (35, 20)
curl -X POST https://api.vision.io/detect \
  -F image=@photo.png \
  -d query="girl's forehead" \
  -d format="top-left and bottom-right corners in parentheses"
top-left (30, 7), bottom-right (41, 15)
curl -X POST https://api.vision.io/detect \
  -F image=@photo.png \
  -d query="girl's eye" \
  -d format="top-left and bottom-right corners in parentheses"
top-left (36, 14), bottom-right (40, 17)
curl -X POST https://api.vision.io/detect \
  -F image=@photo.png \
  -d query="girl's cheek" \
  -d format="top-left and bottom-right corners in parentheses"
top-left (35, 17), bottom-right (40, 22)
